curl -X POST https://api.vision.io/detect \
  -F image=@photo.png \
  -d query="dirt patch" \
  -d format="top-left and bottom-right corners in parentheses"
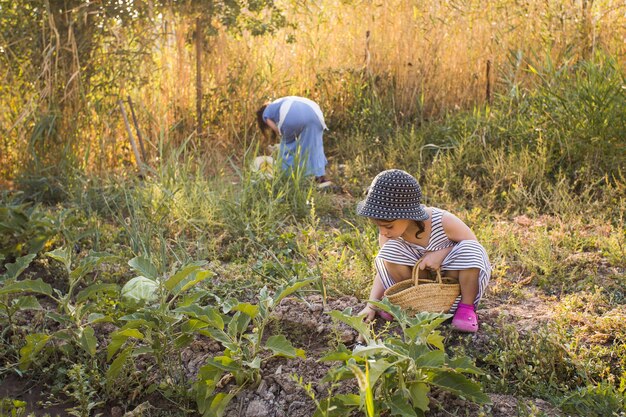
top-left (480, 286), bottom-right (558, 333)
top-left (0, 373), bottom-right (72, 417)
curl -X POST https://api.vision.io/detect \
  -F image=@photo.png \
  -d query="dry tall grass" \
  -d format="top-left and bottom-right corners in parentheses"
top-left (2, 0), bottom-right (625, 179)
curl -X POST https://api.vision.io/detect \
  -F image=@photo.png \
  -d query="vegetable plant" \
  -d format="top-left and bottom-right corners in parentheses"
top-left (316, 298), bottom-right (490, 416)
top-left (181, 278), bottom-right (314, 417)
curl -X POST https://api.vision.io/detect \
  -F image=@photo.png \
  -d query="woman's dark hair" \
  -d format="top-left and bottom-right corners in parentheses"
top-left (256, 104), bottom-right (276, 141)
top-left (377, 219), bottom-right (425, 239)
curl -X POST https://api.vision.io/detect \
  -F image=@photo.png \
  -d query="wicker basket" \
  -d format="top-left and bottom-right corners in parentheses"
top-left (383, 261), bottom-right (460, 313)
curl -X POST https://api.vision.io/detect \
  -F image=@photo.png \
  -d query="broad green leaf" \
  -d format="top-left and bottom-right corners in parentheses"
top-left (19, 333), bottom-right (50, 370)
top-left (69, 251), bottom-right (116, 283)
top-left (408, 382), bottom-right (430, 412)
top-left (174, 334), bottom-right (193, 349)
top-left (47, 311), bottom-right (71, 325)
top-left (27, 235), bottom-right (48, 254)
top-left (328, 309), bottom-right (370, 341)
top-left (176, 270), bottom-right (213, 294)
top-left (367, 358), bottom-right (393, 387)
top-left (121, 276), bottom-right (158, 302)
top-left (352, 342), bottom-right (388, 358)
top-left (13, 295), bottom-right (42, 310)
top-left (334, 394), bottom-right (361, 406)
top-left (131, 346), bottom-right (154, 356)
top-left (319, 344), bottom-right (353, 362)
top-left (196, 365), bottom-right (223, 407)
top-left (45, 247), bottom-right (71, 271)
top-left (425, 332), bottom-right (445, 351)
top-left (387, 393), bottom-right (419, 416)
top-left (447, 356), bottom-right (483, 375)
top-left (414, 350), bottom-right (445, 368)
top-left (183, 319), bottom-right (209, 332)
top-left (87, 313), bottom-right (113, 324)
top-left (2, 253), bottom-right (36, 281)
top-left (227, 311), bottom-right (251, 338)
top-left (175, 305), bottom-right (224, 329)
top-left (128, 256), bottom-right (158, 280)
top-left (76, 283), bottom-right (119, 303)
top-left (108, 329), bottom-right (144, 360)
top-left (164, 264), bottom-right (202, 292)
top-left (265, 335), bottom-right (305, 358)
top-left (0, 279), bottom-right (53, 296)
top-left (220, 298), bottom-right (240, 314)
top-left (429, 371), bottom-right (490, 404)
top-left (177, 291), bottom-right (206, 307)
top-left (243, 356), bottom-right (262, 369)
top-left (205, 328), bottom-right (232, 345)
top-left (78, 326), bottom-right (97, 357)
top-left (204, 356), bottom-right (241, 372)
top-left (208, 392), bottom-right (235, 417)
top-left (107, 346), bottom-right (132, 386)
top-left (273, 278), bottom-right (315, 304)
top-left (371, 299), bottom-right (406, 322)
top-left (230, 302), bottom-right (259, 319)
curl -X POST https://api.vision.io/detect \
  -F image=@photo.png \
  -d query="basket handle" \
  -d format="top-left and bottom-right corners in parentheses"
top-left (412, 259), bottom-right (443, 286)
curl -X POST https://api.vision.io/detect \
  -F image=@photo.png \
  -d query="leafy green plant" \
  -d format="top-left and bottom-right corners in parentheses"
top-left (560, 382), bottom-right (626, 417)
top-left (315, 299), bottom-right (490, 416)
top-left (65, 363), bottom-right (104, 417)
top-left (481, 320), bottom-right (585, 398)
top-left (0, 202), bottom-right (56, 257)
top-left (218, 146), bottom-right (315, 257)
top-left (1, 248), bottom-right (118, 370)
top-left (182, 278), bottom-right (314, 417)
top-left (0, 398), bottom-right (27, 417)
top-left (105, 255), bottom-right (213, 399)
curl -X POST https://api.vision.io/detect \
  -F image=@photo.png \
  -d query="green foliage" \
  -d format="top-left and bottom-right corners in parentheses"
top-left (105, 256), bottom-right (213, 398)
top-left (14, 249), bottom-right (118, 370)
top-left (0, 398), bottom-right (27, 417)
top-left (65, 363), bottom-right (104, 417)
top-left (314, 299), bottom-right (490, 416)
top-left (218, 147), bottom-right (316, 258)
top-left (481, 321), bottom-right (585, 398)
top-left (0, 203), bottom-right (56, 257)
top-left (185, 278), bottom-right (313, 417)
top-left (560, 382), bottom-right (626, 417)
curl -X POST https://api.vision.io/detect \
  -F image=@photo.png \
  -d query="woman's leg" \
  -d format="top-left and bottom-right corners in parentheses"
top-left (297, 125), bottom-right (326, 177)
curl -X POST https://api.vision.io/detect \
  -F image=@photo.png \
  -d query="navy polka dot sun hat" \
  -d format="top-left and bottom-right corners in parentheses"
top-left (356, 169), bottom-right (429, 221)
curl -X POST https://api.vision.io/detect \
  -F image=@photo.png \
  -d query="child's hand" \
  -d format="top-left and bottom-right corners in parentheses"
top-left (418, 247), bottom-right (452, 271)
top-left (358, 303), bottom-right (377, 323)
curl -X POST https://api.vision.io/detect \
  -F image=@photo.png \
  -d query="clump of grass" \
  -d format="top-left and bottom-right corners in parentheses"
top-left (480, 321), bottom-right (586, 398)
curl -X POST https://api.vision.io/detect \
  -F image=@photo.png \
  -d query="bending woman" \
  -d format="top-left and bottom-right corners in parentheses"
top-left (256, 96), bottom-right (331, 187)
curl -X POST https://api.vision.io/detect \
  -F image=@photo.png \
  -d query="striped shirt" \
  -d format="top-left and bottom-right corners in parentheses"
top-left (375, 207), bottom-right (491, 311)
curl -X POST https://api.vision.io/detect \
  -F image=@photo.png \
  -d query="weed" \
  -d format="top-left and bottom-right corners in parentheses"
top-left (316, 299), bottom-right (490, 416)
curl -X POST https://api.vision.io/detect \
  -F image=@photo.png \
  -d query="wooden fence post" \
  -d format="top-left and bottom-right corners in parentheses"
top-left (127, 96), bottom-right (147, 163)
top-left (119, 99), bottom-right (147, 178)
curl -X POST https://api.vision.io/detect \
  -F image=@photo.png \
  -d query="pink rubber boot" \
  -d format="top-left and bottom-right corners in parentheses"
top-left (451, 303), bottom-right (478, 333)
top-left (377, 311), bottom-right (394, 321)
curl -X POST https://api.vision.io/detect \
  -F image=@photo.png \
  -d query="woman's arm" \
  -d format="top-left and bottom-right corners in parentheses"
top-left (265, 118), bottom-right (280, 137)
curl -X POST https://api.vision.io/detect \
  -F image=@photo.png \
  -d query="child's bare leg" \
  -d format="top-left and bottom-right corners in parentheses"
top-left (447, 267), bottom-right (480, 333)
top-left (458, 268), bottom-right (479, 305)
top-left (383, 260), bottom-right (412, 283)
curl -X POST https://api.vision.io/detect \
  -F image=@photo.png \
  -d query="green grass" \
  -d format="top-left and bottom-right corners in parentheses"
top-left (1, 53), bottom-right (625, 416)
